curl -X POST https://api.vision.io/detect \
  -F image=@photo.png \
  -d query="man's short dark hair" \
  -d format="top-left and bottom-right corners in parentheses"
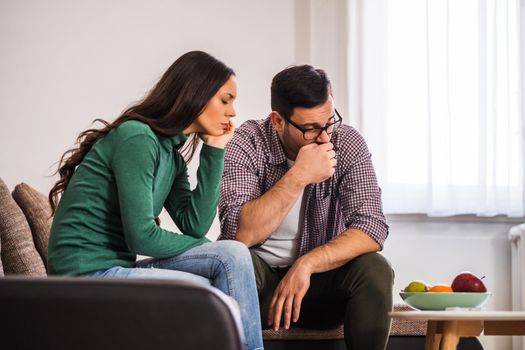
top-left (271, 65), bottom-right (331, 120)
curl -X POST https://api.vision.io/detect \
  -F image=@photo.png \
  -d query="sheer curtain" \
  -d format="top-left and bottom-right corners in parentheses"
top-left (348, 0), bottom-right (524, 216)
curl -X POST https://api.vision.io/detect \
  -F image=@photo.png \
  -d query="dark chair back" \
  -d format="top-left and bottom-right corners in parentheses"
top-left (0, 277), bottom-right (244, 350)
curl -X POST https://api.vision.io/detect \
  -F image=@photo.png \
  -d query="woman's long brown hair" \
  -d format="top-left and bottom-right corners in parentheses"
top-left (48, 51), bottom-right (234, 214)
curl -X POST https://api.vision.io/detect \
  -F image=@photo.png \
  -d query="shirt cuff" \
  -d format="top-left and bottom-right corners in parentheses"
top-left (347, 218), bottom-right (389, 249)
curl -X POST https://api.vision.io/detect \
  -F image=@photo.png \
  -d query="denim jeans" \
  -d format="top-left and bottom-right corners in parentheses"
top-left (85, 240), bottom-right (263, 350)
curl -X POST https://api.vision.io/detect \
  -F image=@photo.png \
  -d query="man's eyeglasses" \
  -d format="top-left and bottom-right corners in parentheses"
top-left (284, 109), bottom-right (342, 140)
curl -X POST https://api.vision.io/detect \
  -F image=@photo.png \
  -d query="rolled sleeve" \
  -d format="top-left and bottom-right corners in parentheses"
top-left (339, 139), bottom-right (389, 248)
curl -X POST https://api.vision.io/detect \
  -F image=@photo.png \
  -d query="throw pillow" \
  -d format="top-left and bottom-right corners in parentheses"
top-left (12, 183), bottom-right (52, 266)
top-left (0, 178), bottom-right (46, 276)
top-left (0, 203), bottom-right (2, 277)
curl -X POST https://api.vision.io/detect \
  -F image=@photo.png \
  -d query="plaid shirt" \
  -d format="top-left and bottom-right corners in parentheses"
top-left (218, 117), bottom-right (388, 255)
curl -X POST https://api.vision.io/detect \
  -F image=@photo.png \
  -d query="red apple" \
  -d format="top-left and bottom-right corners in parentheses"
top-left (451, 272), bottom-right (487, 292)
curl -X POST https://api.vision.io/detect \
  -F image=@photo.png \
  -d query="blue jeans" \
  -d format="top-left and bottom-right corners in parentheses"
top-left (85, 240), bottom-right (263, 350)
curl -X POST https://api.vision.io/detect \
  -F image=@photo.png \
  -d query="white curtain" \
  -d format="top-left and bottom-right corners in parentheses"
top-left (348, 0), bottom-right (524, 216)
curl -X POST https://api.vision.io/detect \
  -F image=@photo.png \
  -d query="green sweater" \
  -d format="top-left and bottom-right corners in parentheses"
top-left (48, 120), bottom-right (224, 276)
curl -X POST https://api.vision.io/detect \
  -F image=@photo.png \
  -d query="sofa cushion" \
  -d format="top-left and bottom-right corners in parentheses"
top-left (262, 325), bottom-right (343, 341)
top-left (0, 205), bottom-right (3, 277)
top-left (389, 304), bottom-right (426, 336)
top-left (262, 303), bottom-right (426, 340)
top-left (0, 178), bottom-right (46, 276)
top-left (12, 183), bottom-right (52, 267)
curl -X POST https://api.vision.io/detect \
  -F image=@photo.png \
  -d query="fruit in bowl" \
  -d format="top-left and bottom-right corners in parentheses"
top-left (451, 272), bottom-right (487, 292)
top-left (428, 284), bottom-right (453, 293)
top-left (404, 280), bottom-right (428, 293)
top-left (400, 272), bottom-right (490, 310)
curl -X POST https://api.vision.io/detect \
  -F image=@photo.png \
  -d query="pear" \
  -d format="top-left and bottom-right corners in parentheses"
top-left (404, 280), bottom-right (427, 293)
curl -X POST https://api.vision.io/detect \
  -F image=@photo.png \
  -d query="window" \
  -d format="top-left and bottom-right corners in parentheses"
top-left (353, 0), bottom-right (523, 216)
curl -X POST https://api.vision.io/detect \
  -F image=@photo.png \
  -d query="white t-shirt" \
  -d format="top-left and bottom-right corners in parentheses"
top-left (252, 159), bottom-right (304, 268)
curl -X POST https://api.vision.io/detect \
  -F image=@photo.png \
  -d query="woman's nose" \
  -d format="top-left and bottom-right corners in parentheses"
top-left (228, 105), bottom-right (236, 118)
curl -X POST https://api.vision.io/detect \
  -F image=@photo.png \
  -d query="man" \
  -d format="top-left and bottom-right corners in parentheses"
top-left (219, 65), bottom-right (393, 350)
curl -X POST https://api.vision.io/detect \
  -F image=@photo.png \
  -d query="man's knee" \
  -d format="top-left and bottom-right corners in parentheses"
top-left (340, 253), bottom-right (394, 296)
top-left (358, 253), bottom-right (394, 282)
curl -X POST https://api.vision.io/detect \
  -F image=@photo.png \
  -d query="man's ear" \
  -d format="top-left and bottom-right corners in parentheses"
top-left (270, 111), bottom-right (286, 133)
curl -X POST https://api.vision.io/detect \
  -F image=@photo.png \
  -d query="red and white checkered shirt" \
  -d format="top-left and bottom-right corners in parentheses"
top-left (218, 117), bottom-right (388, 255)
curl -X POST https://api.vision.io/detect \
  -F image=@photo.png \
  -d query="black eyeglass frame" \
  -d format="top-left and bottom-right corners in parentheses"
top-left (284, 109), bottom-right (342, 140)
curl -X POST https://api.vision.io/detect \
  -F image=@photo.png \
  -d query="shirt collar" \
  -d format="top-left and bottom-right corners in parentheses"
top-left (264, 117), bottom-right (287, 165)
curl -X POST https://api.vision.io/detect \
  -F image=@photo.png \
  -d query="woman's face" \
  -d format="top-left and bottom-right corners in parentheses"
top-left (192, 75), bottom-right (237, 136)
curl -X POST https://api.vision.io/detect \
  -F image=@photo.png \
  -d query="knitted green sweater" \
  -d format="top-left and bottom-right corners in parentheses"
top-left (48, 120), bottom-right (224, 276)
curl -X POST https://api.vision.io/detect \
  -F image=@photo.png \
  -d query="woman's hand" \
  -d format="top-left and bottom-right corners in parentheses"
top-left (199, 121), bottom-right (235, 149)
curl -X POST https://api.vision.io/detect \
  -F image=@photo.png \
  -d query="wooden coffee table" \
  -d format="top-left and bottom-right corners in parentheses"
top-left (389, 310), bottom-right (525, 350)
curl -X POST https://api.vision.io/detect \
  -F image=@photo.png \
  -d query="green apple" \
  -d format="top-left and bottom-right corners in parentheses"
top-left (404, 280), bottom-right (427, 292)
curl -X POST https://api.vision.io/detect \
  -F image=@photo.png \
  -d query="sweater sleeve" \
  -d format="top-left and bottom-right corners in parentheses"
top-left (164, 144), bottom-right (225, 238)
top-left (111, 134), bottom-right (208, 257)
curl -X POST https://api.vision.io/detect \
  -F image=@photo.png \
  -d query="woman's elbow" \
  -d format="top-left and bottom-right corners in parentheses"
top-left (124, 227), bottom-right (156, 255)
top-left (181, 220), bottom-right (212, 238)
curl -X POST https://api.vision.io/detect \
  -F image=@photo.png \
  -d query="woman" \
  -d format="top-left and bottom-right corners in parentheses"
top-left (47, 51), bottom-right (263, 350)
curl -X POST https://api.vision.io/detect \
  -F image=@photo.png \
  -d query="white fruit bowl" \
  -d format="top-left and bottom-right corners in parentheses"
top-left (400, 292), bottom-right (491, 311)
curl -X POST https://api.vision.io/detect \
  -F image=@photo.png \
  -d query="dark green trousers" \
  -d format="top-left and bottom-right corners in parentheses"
top-left (250, 251), bottom-right (394, 350)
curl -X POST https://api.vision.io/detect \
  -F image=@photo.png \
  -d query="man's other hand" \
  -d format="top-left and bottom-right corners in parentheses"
top-left (267, 258), bottom-right (313, 331)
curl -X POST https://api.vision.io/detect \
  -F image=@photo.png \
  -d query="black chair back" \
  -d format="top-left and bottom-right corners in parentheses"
top-left (0, 277), bottom-right (244, 350)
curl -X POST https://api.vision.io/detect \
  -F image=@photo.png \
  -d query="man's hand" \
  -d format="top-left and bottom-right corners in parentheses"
top-left (267, 230), bottom-right (381, 331)
top-left (199, 121), bottom-right (235, 149)
top-left (291, 142), bottom-right (336, 186)
top-left (268, 258), bottom-right (313, 331)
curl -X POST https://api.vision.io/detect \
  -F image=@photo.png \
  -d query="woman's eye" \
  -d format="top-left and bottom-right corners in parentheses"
top-left (221, 100), bottom-right (228, 105)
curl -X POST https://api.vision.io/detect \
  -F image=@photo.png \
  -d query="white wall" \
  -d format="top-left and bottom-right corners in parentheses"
top-left (0, 0), bottom-right (296, 193)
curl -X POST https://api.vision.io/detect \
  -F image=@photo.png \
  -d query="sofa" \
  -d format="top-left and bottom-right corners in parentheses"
top-left (0, 178), bottom-right (483, 350)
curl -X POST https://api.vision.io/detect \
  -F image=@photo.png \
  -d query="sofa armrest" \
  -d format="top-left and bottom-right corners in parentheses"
top-left (0, 276), bottom-right (244, 350)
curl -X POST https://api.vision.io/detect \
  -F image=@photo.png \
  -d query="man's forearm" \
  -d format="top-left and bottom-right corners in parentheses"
top-left (298, 228), bottom-right (381, 274)
top-left (236, 168), bottom-right (306, 247)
